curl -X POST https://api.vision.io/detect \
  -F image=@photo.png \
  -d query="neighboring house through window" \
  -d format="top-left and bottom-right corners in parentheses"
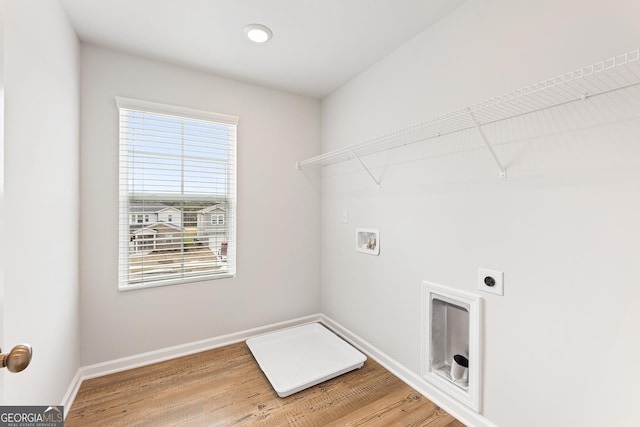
top-left (117, 97), bottom-right (238, 290)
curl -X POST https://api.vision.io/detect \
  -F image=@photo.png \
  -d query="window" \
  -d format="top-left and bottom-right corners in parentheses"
top-left (117, 97), bottom-right (238, 290)
top-left (211, 214), bottom-right (224, 225)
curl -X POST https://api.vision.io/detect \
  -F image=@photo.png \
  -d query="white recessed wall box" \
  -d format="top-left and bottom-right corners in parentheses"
top-left (356, 228), bottom-right (379, 255)
top-left (422, 281), bottom-right (483, 412)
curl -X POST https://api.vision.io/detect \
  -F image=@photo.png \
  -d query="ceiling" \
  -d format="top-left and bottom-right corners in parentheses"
top-left (61, 0), bottom-right (466, 98)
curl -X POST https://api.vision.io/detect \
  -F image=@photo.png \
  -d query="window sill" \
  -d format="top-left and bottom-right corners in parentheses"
top-left (118, 272), bottom-right (235, 292)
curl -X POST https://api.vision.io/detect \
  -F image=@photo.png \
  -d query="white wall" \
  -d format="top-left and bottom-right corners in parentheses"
top-left (2, 0), bottom-right (80, 405)
top-left (79, 45), bottom-right (321, 365)
top-left (320, 0), bottom-right (640, 426)
top-left (0, 0), bottom-right (5, 401)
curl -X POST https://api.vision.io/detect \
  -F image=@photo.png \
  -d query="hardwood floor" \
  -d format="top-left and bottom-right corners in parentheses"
top-left (66, 342), bottom-right (465, 426)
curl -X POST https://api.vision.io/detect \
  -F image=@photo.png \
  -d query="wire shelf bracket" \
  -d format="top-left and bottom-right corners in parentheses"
top-left (467, 109), bottom-right (507, 179)
top-left (351, 150), bottom-right (380, 187)
top-left (296, 49), bottom-right (640, 186)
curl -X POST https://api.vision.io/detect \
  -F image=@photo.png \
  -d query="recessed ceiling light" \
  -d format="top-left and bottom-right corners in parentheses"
top-left (244, 24), bottom-right (273, 44)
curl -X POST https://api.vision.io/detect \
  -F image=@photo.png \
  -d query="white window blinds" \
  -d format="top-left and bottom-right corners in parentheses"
top-left (117, 97), bottom-right (238, 290)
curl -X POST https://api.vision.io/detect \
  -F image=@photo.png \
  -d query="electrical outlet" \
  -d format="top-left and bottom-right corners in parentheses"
top-left (478, 268), bottom-right (503, 296)
top-left (341, 209), bottom-right (348, 224)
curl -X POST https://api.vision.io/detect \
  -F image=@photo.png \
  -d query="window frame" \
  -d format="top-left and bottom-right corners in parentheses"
top-left (116, 96), bottom-right (238, 291)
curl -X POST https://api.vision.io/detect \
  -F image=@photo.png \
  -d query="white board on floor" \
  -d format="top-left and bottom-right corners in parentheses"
top-left (246, 323), bottom-right (367, 397)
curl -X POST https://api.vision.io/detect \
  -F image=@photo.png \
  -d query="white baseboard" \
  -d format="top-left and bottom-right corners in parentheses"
top-left (61, 313), bottom-right (322, 416)
top-left (62, 313), bottom-right (497, 427)
top-left (319, 314), bottom-right (499, 427)
top-left (61, 369), bottom-right (83, 420)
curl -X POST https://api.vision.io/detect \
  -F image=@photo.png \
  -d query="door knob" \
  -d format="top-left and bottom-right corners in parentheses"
top-left (0, 344), bottom-right (32, 373)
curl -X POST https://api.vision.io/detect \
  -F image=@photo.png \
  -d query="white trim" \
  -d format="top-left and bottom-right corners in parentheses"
top-left (118, 272), bottom-right (236, 292)
top-left (61, 369), bottom-right (83, 420)
top-left (61, 314), bottom-right (322, 414)
top-left (115, 96), bottom-right (239, 126)
top-left (61, 313), bottom-right (496, 427)
top-left (421, 281), bottom-right (483, 412)
top-left (81, 313), bottom-right (321, 380)
top-left (319, 314), bottom-right (498, 427)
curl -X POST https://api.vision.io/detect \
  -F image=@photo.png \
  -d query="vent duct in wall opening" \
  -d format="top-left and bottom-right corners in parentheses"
top-left (421, 281), bottom-right (482, 412)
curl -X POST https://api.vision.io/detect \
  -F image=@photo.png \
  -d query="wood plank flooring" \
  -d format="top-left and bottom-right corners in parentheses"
top-left (66, 342), bottom-right (465, 426)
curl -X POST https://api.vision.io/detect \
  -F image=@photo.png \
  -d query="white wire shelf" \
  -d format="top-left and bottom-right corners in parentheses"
top-left (296, 49), bottom-right (640, 183)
